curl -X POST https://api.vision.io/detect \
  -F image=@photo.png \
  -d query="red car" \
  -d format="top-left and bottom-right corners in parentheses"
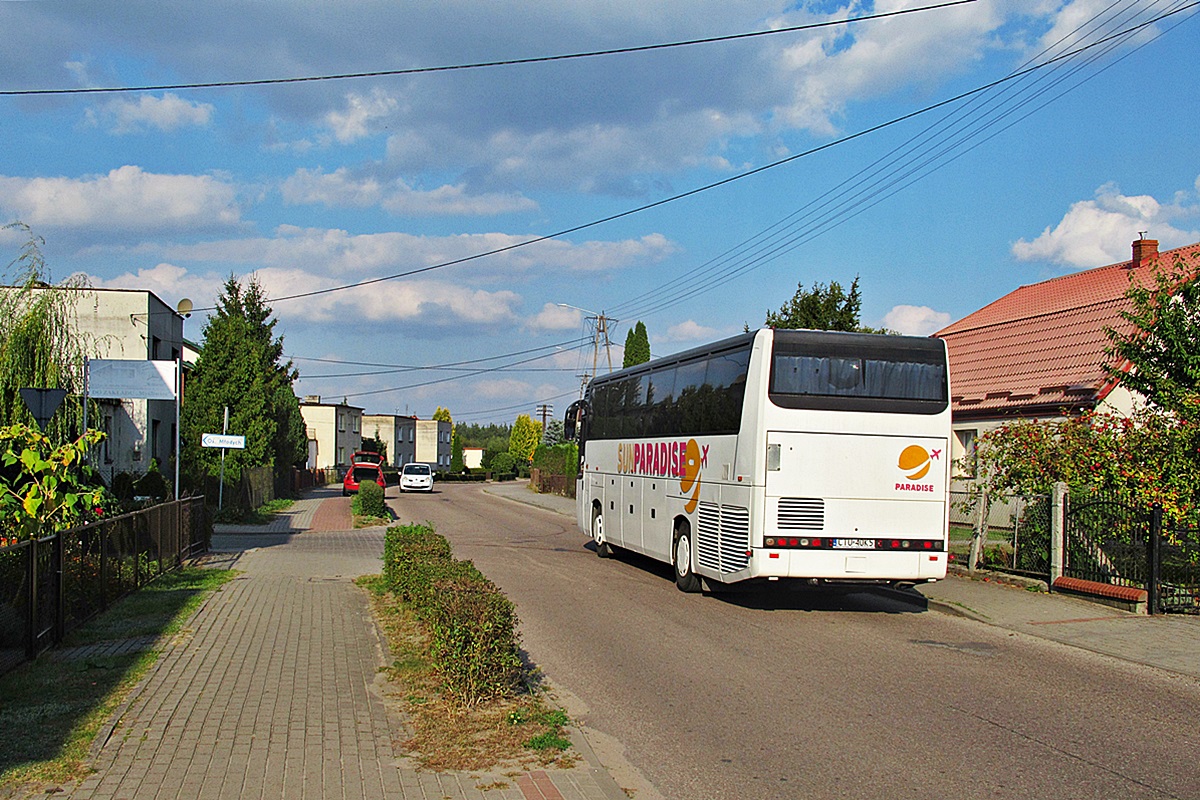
top-left (351, 450), bottom-right (384, 466)
top-left (343, 461), bottom-right (386, 496)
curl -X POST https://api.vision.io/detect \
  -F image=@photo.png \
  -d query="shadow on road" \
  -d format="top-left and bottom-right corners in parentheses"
top-left (589, 542), bottom-right (931, 614)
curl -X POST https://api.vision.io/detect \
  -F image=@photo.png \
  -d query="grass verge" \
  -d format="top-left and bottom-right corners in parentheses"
top-left (357, 574), bottom-right (576, 773)
top-left (214, 498), bottom-right (295, 525)
top-left (0, 566), bottom-right (237, 793)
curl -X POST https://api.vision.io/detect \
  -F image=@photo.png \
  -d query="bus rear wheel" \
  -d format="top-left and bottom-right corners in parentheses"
top-left (592, 506), bottom-right (611, 558)
top-left (674, 523), bottom-right (701, 593)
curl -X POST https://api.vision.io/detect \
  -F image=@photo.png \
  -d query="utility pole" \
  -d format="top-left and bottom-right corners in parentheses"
top-left (556, 304), bottom-right (617, 397)
top-left (592, 312), bottom-right (616, 381)
top-left (535, 403), bottom-right (553, 440)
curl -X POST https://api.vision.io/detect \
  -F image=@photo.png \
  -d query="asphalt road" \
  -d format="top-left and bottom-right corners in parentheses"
top-left (390, 484), bottom-right (1200, 800)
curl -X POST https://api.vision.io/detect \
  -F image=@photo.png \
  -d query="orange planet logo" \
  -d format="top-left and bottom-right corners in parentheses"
top-left (679, 438), bottom-right (703, 513)
top-left (898, 445), bottom-right (932, 481)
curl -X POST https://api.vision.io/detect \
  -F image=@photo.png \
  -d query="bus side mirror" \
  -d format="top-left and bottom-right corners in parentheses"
top-left (564, 399), bottom-right (587, 440)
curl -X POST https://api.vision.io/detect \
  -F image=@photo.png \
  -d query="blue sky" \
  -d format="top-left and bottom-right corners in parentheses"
top-left (2, 1), bottom-right (1197, 424)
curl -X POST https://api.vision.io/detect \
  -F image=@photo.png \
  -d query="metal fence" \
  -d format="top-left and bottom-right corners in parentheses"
top-left (949, 490), bottom-right (1051, 580)
top-left (0, 497), bottom-right (210, 676)
top-left (1156, 517), bottom-right (1200, 615)
top-left (1063, 494), bottom-right (1150, 591)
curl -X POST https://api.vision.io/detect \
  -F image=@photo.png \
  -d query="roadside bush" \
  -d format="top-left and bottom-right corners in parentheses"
top-left (427, 575), bottom-right (522, 702)
top-left (134, 460), bottom-right (170, 501)
top-left (381, 523), bottom-right (523, 704)
top-left (352, 480), bottom-right (388, 519)
top-left (489, 452), bottom-right (516, 475)
top-left (383, 522), bottom-right (453, 594)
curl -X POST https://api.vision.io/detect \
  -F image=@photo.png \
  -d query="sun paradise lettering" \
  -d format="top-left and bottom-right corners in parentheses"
top-left (617, 439), bottom-right (708, 478)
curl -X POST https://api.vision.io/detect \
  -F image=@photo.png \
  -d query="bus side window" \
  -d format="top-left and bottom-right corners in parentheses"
top-left (647, 366), bottom-right (677, 438)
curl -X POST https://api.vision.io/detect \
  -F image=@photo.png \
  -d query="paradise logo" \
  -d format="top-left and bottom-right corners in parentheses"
top-left (896, 444), bottom-right (940, 493)
top-left (617, 438), bottom-right (707, 513)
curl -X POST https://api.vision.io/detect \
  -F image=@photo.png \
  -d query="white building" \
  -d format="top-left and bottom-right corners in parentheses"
top-left (415, 418), bottom-right (452, 472)
top-left (362, 413), bottom-right (417, 467)
top-left (299, 397), bottom-right (363, 470)
top-left (6, 286), bottom-right (188, 483)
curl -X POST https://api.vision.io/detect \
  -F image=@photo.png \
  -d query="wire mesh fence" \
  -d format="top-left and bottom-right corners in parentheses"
top-left (949, 490), bottom-right (1051, 580)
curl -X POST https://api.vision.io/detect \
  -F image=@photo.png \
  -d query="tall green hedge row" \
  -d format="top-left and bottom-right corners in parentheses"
top-left (382, 523), bottom-right (522, 702)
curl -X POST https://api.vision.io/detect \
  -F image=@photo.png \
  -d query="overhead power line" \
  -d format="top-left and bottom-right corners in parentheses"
top-left (254, 3), bottom-right (1195, 313)
top-left (609, 0), bottom-right (1198, 322)
top-left (0, 1), bottom-right (976, 97)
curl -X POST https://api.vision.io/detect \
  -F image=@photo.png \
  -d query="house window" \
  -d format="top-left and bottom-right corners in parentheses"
top-left (953, 429), bottom-right (978, 477)
top-left (338, 414), bottom-right (345, 432)
top-left (352, 416), bottom-right (359, 433)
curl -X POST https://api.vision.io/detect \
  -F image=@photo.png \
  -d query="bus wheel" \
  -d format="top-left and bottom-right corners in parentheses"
top-left (592, 506), bottom-right (611, 558)
top-left (674, 523), bottom-right (701, 593)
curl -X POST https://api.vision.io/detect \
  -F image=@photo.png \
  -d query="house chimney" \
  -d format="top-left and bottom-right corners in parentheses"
top-left (1131, 235), bottom-right (1158, 269)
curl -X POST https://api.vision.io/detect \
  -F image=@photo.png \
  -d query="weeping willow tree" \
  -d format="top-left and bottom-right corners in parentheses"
top-left (0, 222), bottom-right (95, 440)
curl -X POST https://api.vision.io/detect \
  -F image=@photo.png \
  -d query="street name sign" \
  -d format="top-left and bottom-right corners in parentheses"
top-left (201, 433), bottom-right (246, 449)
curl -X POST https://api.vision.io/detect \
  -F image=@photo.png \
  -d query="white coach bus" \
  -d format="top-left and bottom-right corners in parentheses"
top-left (564, 328), bottom-right (950, 592)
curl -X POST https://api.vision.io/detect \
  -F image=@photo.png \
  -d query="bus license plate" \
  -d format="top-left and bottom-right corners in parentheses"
top-left (833, 538), bottom-right (874, 549)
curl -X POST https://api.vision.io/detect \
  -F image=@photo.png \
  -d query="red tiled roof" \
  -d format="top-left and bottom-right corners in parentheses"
top-left (934, 241), bottom-right (1200, 418)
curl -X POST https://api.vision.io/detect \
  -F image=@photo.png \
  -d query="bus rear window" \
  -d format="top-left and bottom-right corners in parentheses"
top-left (769, 333), bottom-right (947, 414)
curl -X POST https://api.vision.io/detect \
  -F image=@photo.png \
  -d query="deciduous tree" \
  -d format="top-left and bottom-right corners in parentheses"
top-left (508, 414), bottom-right (542, 466)
top-left (1105, 250), bottom-right (1200, 421)
top-left (0, 223), bottom-right (95, 440)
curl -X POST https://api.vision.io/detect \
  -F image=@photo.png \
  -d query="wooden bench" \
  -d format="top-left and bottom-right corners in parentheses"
top-left (1052, 576), bottom-right (1148, 613)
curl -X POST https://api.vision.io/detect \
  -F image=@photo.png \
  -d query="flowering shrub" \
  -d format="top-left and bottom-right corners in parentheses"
top-left (0, 423), bottom-right (106, 540)
top-left (976, 407), bottom-right (1200, 525)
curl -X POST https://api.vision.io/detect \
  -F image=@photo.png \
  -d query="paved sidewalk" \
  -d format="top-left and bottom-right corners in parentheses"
top-left (486, 480), bottom-right (1200, 680)
top-left (58, 486), bottom-right (627, 800)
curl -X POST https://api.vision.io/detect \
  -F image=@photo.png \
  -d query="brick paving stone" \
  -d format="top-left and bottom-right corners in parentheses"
top-left (38, 491), bottom-right (627, 800)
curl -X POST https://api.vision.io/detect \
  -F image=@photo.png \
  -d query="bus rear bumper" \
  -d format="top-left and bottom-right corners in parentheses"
top-left (745, 548), bottom-right (947, 583)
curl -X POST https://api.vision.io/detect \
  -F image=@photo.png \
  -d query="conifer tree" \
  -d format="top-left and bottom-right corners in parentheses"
top-left (180, 276), bottom-right (305, 493)
top-left (622, 321), bottom-right (651, 367)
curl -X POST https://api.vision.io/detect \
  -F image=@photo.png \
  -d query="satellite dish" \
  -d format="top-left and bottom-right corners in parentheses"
top-left (176, 298), bottom-right (193, 318)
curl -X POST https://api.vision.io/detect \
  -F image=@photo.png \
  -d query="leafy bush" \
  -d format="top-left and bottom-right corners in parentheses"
top-left (490, 452), bottom-right (516, 475)
top-left (352, 479), bottom-right (388, 519)
top-left (381, 523), bottom-right (523, 703)
top-left (134, 459), bottom-right (169, 500)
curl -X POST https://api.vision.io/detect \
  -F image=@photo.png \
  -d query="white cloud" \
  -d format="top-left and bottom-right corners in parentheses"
top-left (0, 166), bottom-right (240, 232)
top-left (153, 225), bottom-right (677, 281)
top-left (281, 167), bottom-right (537, 216)
top-left (527, 302), bottom-right (582, 331)
top-left (1012, 180), bottom-right (1200, 267)
top-left (97, 93), bottom-right (214, 134)
top-left (91, 262), bottom-right (226, 313)
top-left (324, 89), bottom-right (399, 144)
top-left (882, 305), bottom-right (951, 336)
top-left (663, 319), bottom-right (721, 343)
top-left (250, 267), bottom-right (521, 328)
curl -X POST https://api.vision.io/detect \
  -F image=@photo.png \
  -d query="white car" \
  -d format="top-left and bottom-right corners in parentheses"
top-left (399, 463), bottom-right (434, 492)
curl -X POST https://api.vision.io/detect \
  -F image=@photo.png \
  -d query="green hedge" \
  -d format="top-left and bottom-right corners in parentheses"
top-left (532, 442), bottom-right (578, 480)
top-left (352, 480), bottom-right (388, 518)
top-left (382, 523), bottom-right (522, 702)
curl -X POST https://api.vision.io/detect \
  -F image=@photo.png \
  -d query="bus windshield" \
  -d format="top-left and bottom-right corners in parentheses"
top-left (768, 331), bottom-right (947, 414)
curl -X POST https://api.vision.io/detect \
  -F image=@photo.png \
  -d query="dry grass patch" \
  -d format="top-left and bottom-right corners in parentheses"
top-left (359, 574), bottom-right (576, 773)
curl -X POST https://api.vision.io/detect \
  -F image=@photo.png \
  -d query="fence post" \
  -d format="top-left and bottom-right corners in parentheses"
top-left (1147, 504), bottom-right (1162, 615)
top-left (968, 486), bottom-right (989, 573)
top-left (25, 538), bottom-right (37, 659)
top-left (1049, 482), bottom-right (1067, 585)
top-left (54, 532), bottom-right (65, 644)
